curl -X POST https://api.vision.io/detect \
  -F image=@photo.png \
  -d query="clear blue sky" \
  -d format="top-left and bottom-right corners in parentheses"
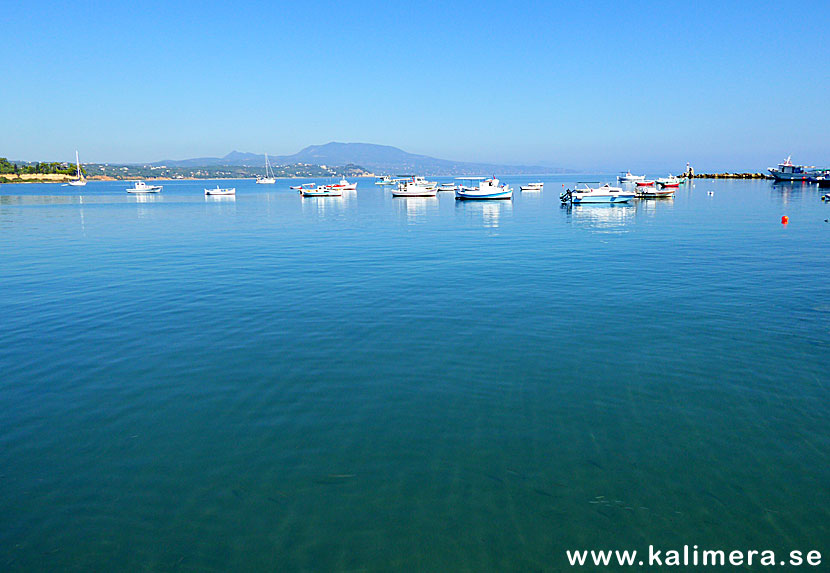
top-left (3, 0), bottom-right (828, 171)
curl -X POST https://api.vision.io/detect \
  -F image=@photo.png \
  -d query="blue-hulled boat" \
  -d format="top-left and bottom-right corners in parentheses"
top-left (454, 177), bottom-right (512, 200)
top-left (560, 182), bottom-right (635, 204)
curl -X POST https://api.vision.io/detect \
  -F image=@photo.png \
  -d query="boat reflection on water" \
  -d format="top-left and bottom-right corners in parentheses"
top-left (456, 199), bottom-right (513, 229)
top-left (300, 191), bottom-right (347, 220)
top-left (204, 193), bottom-right (236, 215)
top-left (393, 196), bottom-right (438, 224)
top-left (770, 179), bottom-right (813, 206)
top-left (134, 193), bottom-right (159, 204)
top-left (135, 191), bottom-right (161, 218)
top-left (635, 194), bottom-right (674, 217)
top-left (562, 203), bottom-right (635, 233)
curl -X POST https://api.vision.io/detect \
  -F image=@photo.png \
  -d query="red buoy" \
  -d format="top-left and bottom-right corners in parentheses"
top-left (782, 216), bottom-right (789, 224)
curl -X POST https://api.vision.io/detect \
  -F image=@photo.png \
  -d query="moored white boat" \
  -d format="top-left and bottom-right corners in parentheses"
top-left (396, 175), bottom-right (436, 189)
top-left (617, 171), bottom-right (646, 183)
top-left (375, 175), bottom-right (394, 185)
top-left (126, 181), bottom-right (163, 193)
top-left (635, 186), bottom-right (675, 198)
top-left (455, 177), bottom-right (512, 200)
top-left (520, 182), bottom-right (544, 191)
top-left (437, 182), bottom-right (457, 192)
top-left (392, 180), bottom-right (438, 197)
top-left (67, 150), bottom-right (87, 186)
top-left (256, 153), bottom-right (276, 184)
top-left (560, 182), bottom-right (634, 204)
top-left (205, 185), bottom-right (236, 196)
top-left (655, 175), bottom-right (681, 188)
top-left (301, 185), bottom-right (342, 197)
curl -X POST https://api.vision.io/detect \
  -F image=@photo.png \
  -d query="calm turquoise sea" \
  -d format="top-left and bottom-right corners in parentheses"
top-left (1, 176), bottom-right (828, 571)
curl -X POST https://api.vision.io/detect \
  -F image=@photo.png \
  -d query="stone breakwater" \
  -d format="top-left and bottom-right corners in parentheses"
top-left (690, 173), bottom-right (772, 179)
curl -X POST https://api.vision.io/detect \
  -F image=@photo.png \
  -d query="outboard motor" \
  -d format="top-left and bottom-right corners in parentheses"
top-left (560, 188), bottom-right (572, 203)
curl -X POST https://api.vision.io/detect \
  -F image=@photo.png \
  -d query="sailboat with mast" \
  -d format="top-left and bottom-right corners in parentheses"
top-left (256, 153), bottom-right (276, 184)
top-left (67, 150), bottom-right (87, 186)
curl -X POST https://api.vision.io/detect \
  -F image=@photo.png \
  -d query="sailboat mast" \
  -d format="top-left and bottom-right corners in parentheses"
top-left (75, 150), bottom-right (81, 178)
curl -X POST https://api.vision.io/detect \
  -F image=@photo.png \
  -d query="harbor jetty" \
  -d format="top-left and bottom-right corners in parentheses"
top-left (690, 172), bottom-right (772, 179)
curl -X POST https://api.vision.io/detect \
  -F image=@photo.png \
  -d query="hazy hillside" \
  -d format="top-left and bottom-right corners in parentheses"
top-left (152, 142), bottom-right (568, 176)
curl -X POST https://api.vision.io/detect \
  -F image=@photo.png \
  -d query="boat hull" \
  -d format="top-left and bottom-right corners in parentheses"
top-left (572, 194), bottom-right (634, 203)
top-left (301, 190), bottom-right (342, 197)
top-left (256, 178), bottom-right (276, 184)
top-left (455, 190), bottom-right (513, 200)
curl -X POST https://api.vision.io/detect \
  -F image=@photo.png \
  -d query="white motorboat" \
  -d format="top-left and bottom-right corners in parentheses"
top-left (520, 182), bottom-right (544, 191)
top-left (256, 153), bottom-right (276, 184)
top-left (67, 150), bottom-right (86, 186)
top-left (392, 180), bottom-right (438, 197)
top-left (617, 171), bottom-right (646, 183)
top-left (205, 185), bottom-right (236, 196)
top-left (560, 182), bottom-right (634, 204)
top-left (437, 182), bottom-right (457, 192)
top-left (455, 177), bottom-right (513, 200)
top-left (375, 175), bottom-right (394, 185)
top-left (126, 181), bottom-right (162, 193)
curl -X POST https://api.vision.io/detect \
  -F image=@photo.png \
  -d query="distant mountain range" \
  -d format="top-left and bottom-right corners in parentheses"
top-left (151, 142), bottom-right (569, 176)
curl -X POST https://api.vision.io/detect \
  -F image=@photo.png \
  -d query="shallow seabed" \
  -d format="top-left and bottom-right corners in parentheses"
top-left (1, 176), bottom-right (828, 571)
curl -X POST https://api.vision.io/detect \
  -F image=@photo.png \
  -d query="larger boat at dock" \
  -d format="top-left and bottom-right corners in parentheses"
top-left (768, 156), bottom-right (818, 181)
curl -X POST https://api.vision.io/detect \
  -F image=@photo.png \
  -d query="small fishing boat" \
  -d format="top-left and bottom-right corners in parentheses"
top-left (635, 186), bottom-right (675, 198)
top-left (655, 175), bottom-right (681, 188)
top-left (520, 182), bottom-right (544, 191)
top-left (392, 180), bottom-right (438, 197)
top-left (617, 171), bottom-right (646, 183)
top-left (205, 185), bottom-right (236, 196)
top-left (396, 175), bottom-right (436, 189)
top-left (67, 150), bottom-right (87, 186)
top-left (301, 185), bottom-right (342, 197)
top-left (437, 182), bottom-right (457, 192)
top-left (560, 182), bottom-right (634, 204)
top-left (455, 177), bottom-right (512, 200)
top-left (327, 178), bottom-right (357, 191)
top-left (635, 180), bottom-right (655, 187)
top-left (256, 153), bottom-right (276, 184)
top-left (126, 181), bottom-right (162, 193)
top-left (375, 175), bottom-right (394, 185)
